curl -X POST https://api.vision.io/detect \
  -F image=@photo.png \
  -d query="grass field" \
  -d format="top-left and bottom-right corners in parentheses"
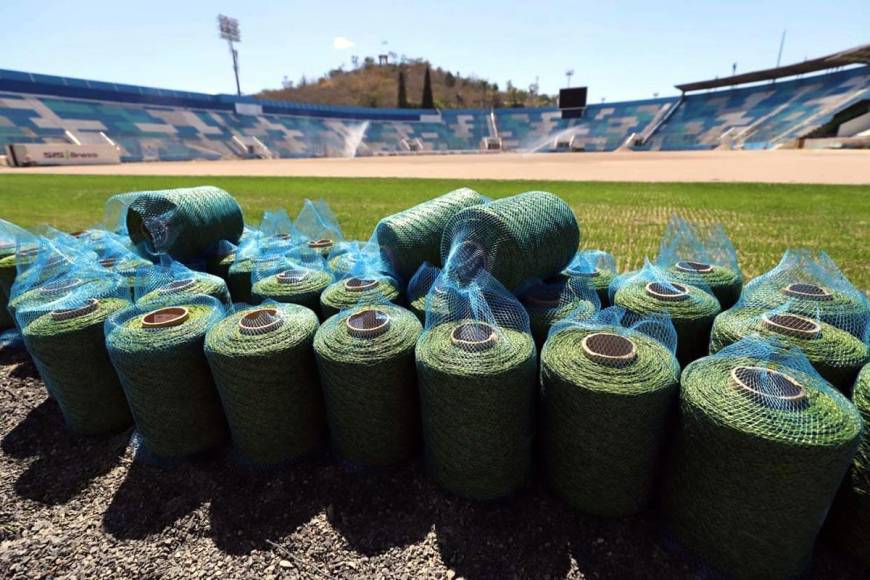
top-left (1, 174), bottom-right (868, 289)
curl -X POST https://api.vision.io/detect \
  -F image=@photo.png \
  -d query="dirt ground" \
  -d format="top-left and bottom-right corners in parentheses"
top-left (2, 150), bottom-right (869, 184)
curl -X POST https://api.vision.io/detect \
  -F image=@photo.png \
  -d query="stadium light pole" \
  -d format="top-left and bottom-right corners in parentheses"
top-left (218, 15), bottom-right (242, 96)
top-left (565, 69), bottom-right (574, 88)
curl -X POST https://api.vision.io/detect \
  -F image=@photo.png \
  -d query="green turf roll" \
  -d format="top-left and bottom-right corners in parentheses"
top-left (206, 247), bottom-right (237, 283)
top-left (416, 320), bottom-right (537, 500)
top-left (227, 257), bottom-right (256, 303)
top-left (22, 297), bottom-right (133, 434)
top-left (664, 262), bottom-right (742, 309)
top-left (125, 186), bottom-right (244, 262)
top-left (9, 275), bottom-right (120, 326)
top-left (541, 324), bottom-right (679, 516)
top-left (0, 243), bottom-right (18, 328)
top-left (663, 342), bottom-right (862, 579)
top-left (314, 304), bottom-right (422, 467)
top-left (440, 191), bottom-right (580, 290)
top-left (137, 272), bottom-right (230, 308)
top-left (98, 255), bottom-right (153, 297)
top-left (613, 273), bottom-right (720, 366)
top-left (563, 250), bottom-right (618, 307)
top-left (106, 299), bottom-right (228, 458)
top-left (319, 276), bottom-right (401, 319)
top-left (826, 365), bottom-right (870, 566)
top-left (711, 307), bottom-right (869, 391)
top-left (520, 278), bottom-right (599, 349)
top-left (251, 268), bottom-right (332, 317)
top-left (375, 188), bottom-right (486, 281)
top-left (205, 304), bottom-right (325, 465)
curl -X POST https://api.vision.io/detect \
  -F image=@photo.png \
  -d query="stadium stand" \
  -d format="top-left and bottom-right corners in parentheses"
top-left (1, 54), bottom-right (868, 163)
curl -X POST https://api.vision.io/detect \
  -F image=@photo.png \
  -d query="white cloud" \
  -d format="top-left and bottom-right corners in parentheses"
top-left (333, 36), bottom-right (355, 50)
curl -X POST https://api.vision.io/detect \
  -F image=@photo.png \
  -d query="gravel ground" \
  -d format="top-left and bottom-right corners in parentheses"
top-left (0, 344), bottom-right (865, 580)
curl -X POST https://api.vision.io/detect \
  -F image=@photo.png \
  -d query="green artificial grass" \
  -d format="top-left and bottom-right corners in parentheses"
top-left (0, 175), bottom-right (867, 289)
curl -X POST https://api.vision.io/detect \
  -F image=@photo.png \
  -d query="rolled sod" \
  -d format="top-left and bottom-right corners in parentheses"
top-left (541, 325), bottom-right (679, 516)
top-left (314, 304), bottom-right (422, 467)
top-left (416, 320), bottom-right (536, 500)
top-left (711, 307), bottom-right (869, 391)
top-left (613, 276), bottom-right (720, 366)
top-left (125, 186), bottom-right (244, 262)
top-left (22, 297), bottom-right (132, 434)
top-left (662, 349), bottom-right (862, 579)
top-left (319, 276), bottom-right (401, 319)
top-left (251, 268), bottom-right (332, 318)
top-left (205, 304), bottom-right (325, 465)
top-left (106, 301), bottom-right (228, 459)
top-left (664, 261), bottom-right (742, 309)
top-left (440, 191), bottom-right (579, 290)
top-left (375, 188), bottom-right (486, 281)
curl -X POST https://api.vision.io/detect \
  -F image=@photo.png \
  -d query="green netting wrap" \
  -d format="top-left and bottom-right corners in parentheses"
top-left (20, 288), bottom-right (132, 435)
top-left (417, 269), bottom-right (536, 500)
top-left (826, 365), bottom-right (870, 566)
top-left (251, 267), bottom-right (333, 317)
top-left (563, 249), bottom-right (618, 307)
top-left (518, 276), bottom-right (601, 349)
top-left (135, 261), bottom-right (231, 309)
top-left (375, 188), bottom-right (486, 281)
top-left (655, 216), bottom-right (743, 309)
top-left (204, 303), bottom-right (325, 465)
top-left (662, 337), bottom-right (862, 579)
top-left (319, 275), bottom-right (401, 319)
top-left (124, 186), bottom-right (244, 262)
top-left (440, 191), bottom-right (580, 291)
top-left (611, 260), bottom-right (721, 366)
top-left (314, 303), bottom-right (422, 467)
top-left (541, 306), bottom-right (679, 516)
top-left (742, 249), bottom-right (870, 338)
top-left (710, 306), bottom-right (869, 391)
top-left (105, 295), bottom-right (228, 459)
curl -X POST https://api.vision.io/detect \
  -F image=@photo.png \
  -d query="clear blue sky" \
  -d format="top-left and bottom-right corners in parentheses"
top-left (2, 1), bottom-right (867, 102)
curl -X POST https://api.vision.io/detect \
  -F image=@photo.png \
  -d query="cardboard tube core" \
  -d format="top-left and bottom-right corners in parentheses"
top-left (346, 308), bottom-right (391, 339)
top-left (676, 260), bottom-right (713, 273)
top-left (277, 269), bottom-right (309, 284)
top-left (98, 258), bottom-right (118, 269)
top-left (239, 307), bottom-right (283, 335)
top-left (645, 281), bottom-right (690, 301)
top-left (567, 266), bottom-right (600, 278)
top-left (308, 239), bottom-right (334, 250)
top-left (159, 278), bottom-right (196, 294)
top-left (345, 278), bottom-right (378, 292)
top-left (782, 283), bottom-right (833, 301)
top-left (731, 366), bottom-right (807, 408)
top-left (582, 332), bottom-right (637, 367)
top-left (142, 306), bottom-right (189, 329)
top-left (761, 313), bottom-right (821, 340)
top-left (451, 322), bottom-right (498, 352)
top-left (50, 298), bottom-right (99, 321)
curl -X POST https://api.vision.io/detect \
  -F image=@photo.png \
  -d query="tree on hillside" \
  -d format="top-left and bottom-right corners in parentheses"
top-left (397, 70), bottom-right (409, 108)
top-left (421, 66), bottom-right (435, 109)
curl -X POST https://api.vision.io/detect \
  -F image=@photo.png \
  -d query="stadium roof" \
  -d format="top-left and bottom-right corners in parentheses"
top-left (675, 43), bottom-right (870, 92)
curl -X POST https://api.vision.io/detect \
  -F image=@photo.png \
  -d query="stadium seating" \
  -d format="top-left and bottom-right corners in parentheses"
top-left (1, 65), bottom-right (867, 162)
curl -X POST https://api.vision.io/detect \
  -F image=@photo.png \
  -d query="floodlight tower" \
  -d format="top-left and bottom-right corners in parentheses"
top-left (218, 14), bottom-right (242, 95)
top-left (565, 69), bottom-right (574, 88)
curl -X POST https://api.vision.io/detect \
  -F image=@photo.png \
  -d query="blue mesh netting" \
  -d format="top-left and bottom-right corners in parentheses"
top-left (133, 258), bottom-right (231, 308)
top-left (516, 275), bottom-right (601, 348)
top-left (548, 304), bottom-right (678, 357)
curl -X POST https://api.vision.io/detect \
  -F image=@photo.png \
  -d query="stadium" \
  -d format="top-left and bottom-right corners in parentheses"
top-left (1, 5), bottom-right (869, 580)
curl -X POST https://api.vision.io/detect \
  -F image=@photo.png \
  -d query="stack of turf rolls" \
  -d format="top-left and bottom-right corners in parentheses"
top-left (406, 262), bottom-right (442, 323)
top-left (106, 295), bottom-right (228, 459)
top-left (314, 302), bottom-right (422, 467)
top-left (135, 260), bottom-right (231, 308)
top-left (541, 306), bottom-right (680, 516)
top-left (562, 249), bottom-right (618, 307)
top-left (416, 269), bottom-right (537, 500)
top-left (825, 364), bottom-right (870, 566)
top-left (611, 260), bottom-right (720, 365)
top-left (251, 256), bottom-right (334, 318)
top-left (656, 216), bottom-right (743, 309)
top-left (205, 302), bottom-right (325, 465)
top-left (0, 218), bottom-right (40, 329)
top-left (375, 188), bottom-right (486, 282)
top-left (440, 191), bottom-right (579, 291)
top-left (17, 268), bottom-right (133, 434)
top-left (124, 186), bottom-right (244, 262)
top-left (320, 273), bottom-right (402, 319)
top-left (710, 300), bottom-right (869, 391)
top-left (517, 275), bottom-right (601, 349)
top-left (741, 249), bottom-right (870, 336)
top-left (662, 337), bottom-right (862, 579)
